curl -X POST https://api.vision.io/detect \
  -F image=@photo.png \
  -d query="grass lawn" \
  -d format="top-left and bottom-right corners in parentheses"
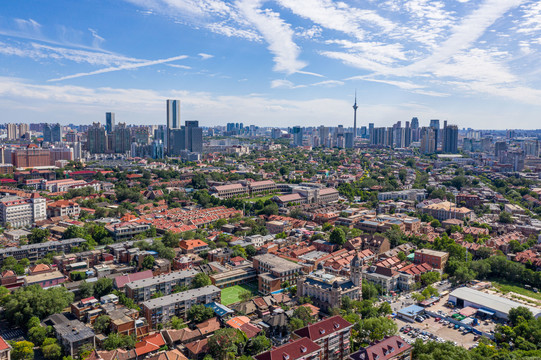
top-left (246, 194), bottom-right (276, 202)
top-left (221, 282), bottom-right (258, 306)
top-left (490, 278), bottom-right (541, 303)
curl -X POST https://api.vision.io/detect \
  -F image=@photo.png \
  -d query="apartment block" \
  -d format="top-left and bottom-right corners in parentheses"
top-left (126, 270), bottom-right (199, 302)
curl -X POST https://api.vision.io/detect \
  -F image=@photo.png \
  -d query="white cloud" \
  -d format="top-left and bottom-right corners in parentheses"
top-left (88, 28), bottom-right (105, 48)
top-left (277, 0), bottom-right (394, 40)
top-left (236, 0), bottom-right (306, 74)
top-left (198, 53), bottom-right (214, 60)
top-left (14, 18), bottom-right (42, 32)
top-left (295, 25), bottom-right (322, 39)
top-left (206, 22), bottom-right (262, 41)
top-left (49, 54), bottom-right (189, 81)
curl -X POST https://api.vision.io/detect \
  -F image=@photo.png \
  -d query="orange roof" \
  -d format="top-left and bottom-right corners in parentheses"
top-left (135, 333), bottom-right (165, 356)
top-left (0, 336), bottom-right (10, 351)
top-left (226, 316), bottom-right (250, 329)
top-left (179, 239), bottom-right (208, 250)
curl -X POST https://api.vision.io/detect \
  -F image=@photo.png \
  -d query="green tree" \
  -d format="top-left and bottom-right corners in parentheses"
top-left (245, 245), bottom-right (257, 257)
top-left (28, 326), bottom-right (47, 345)
top-left (93, 315), bottom-right (111, 334)
top-left (499, 211), bottom-right (513, 224)
top-left (192, 273), bottom-right (212, 288)
top-left (26, 316), bottom-right (41, 330)
top-left (41, 339), bottom-right (62, 360)
top-left (430, 219), bottom-right (441, 228)
top-left (292, 306), bottom-right (313, 327)
top-left (508, 307), bottom-right (534, 326)
top-left (79, 281), bottom-right (94, 299)
top-left (162, 231), bottom-right (180, 248)
top-left (93, 278), bottom-right (113, 298)
top-left (187, 304), bottom-right (215, 324)
top-left (170, 316), bottom-right (185, 330)
top-left (239, 289), bottom-right (252, 302)
top-left (329, 228), bottom-right (346, 246)
top-left (357, 317), bottom-right (397, 342)
top-left (27, 228), bottom-right (50, 244)
top-left (420, 271), bottom-right (441, 286)
top-left (247, 335), bottom-right (271, 356)
top-left (141, 255), bottom-right (155, 270)
top-left (4, 285), bottom-right (74, 325)
top-left (208, 328), bottom-right (247, 360)
top-left (11, 341), bottom-right (34, 360)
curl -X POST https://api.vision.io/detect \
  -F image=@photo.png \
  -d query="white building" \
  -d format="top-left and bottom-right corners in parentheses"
top-left (0, 193), bottom-right (46, 228)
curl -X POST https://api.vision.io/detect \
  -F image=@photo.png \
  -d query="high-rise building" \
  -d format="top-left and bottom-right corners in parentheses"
top-left (411, 117), bottom-right (420, 142)
top-left (114, 123), bottom-right (131, 154)
top-left (404, 121), bottom-right (412, 148)
top-left (429, 119), bottom-right (440, 149)
top-left (106, 112), bottom-right (116, 134)
top-left (442, 121), bottom-right (458, 153)
top-left (271, 128), bottom-right (282, 139)
top-left (166, 100), bottom-right (181, 155)
top-left (42, 123), bottom-right (62, 143)
top-left (151, 140), bottom-right (164, 159)
top-left (133, 127), bottom-right (150, 145)
top-left (19, 124), bottom-right (29, 138)
top-left (495, 141), bottom-right (507, 160)
top-left (6, 124), bottom-right (18, 140)
top-left (370, 127), bottom-right (387, 146)
top-left (318, 126), bottom-right (330, 147)
top-left (345, 132), bottom-right (354, 149)
top-left (420, 127), bottom-right (436, 154)
top-left (353, 91), bottom-right (358, 138)
top-left (292, 126), bottom-right (303, 147)
top-left (368, 123), bottom-right (374, 141)
top-left (169, 121), bottom-right (203, 155)
top-left (87, 123), bottom-right (108, 154)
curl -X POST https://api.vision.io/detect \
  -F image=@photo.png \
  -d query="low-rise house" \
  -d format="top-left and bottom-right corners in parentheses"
top-left (0, 336), bottom-right (11, 360)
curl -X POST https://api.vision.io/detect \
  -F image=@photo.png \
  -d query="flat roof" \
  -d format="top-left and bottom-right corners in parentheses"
top-left (142, 285), bottom-right (220, 310)
top-left (449, 287), bottom-right (541, 317)
top-left (125, 269), bottom-right (198, 290)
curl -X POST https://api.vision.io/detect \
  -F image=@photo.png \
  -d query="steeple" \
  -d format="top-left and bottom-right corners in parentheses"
top-left (353, 90), bottom-right (358, 138)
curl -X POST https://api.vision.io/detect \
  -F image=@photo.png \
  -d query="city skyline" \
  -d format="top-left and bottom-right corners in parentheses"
top-left (1, 1), bottom-right (541, 128)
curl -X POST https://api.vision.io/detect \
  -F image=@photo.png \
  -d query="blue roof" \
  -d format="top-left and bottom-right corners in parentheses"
top-left (398, 305), bottom-right (424, 317)
top-left (205, 302), bottom-right (234, 317)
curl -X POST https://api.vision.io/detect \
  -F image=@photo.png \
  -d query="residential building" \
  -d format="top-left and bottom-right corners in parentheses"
top-left (293, 316), bottom-right (353, 360)
top-left (178, 239), bottom-right (209, 254)
top-left (0, 238), bottom-right (86, 264)
top-left (0, 193), bottom-right (46, 227)
top-left (87, 123), bottom-right (108, 154)
top-left (210, 184), bottom-right (248, 199)
top-left (105, 112), bottom-right (115, 134)
top-left (54, 319), bottom-right (95, 357)
top-left (0, 336), bottom-right (11, 360)
top-left (419, 201), bottom-right (473, 221)
top-left (253, 254), bottom-right (303, 295)
top-left (414, 249), bottom-right (449, 270)
top-left (11, 145), bottom-right (51, 168)
top-left (105, 222), bottom-right (151, 241)
top-left (47, 200), bottom-right (81, 218)
top-left (142, 285), bottom-right (221, 328)
top-left (349, 335), bottom-right (412, 360)
top-left (255, 337), bottom-right (322, 360)
top-left (125, 270), bottom-right (199, 302)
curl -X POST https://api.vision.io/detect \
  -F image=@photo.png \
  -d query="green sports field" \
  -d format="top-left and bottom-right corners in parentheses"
top-left (221, 282), bottom-right (258, 306)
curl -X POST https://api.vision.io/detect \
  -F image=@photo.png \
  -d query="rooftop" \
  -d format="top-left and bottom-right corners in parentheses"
top-left (142, 285), bottom-right (220, 310)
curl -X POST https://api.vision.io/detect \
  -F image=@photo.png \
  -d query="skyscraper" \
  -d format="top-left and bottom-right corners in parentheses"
top-left (429, 119), bottom-right (440, 150)
top-left (442, 121), bottom-right (458, 153)
top-left (292, 126), bottom-right (303, 147)
top-left (114, 122), bottom-right (131, 154)
top-left (166, 99), bottom-right (181, 155)
top-left (6, 124), bottom-right (18, 140)
top-left (353, 90), bottom-right (358, 138)
top-left (169, 121), bottom-right (203, 155)
top-left (106, 112), bottom-right (116, 134)
top-left (411, 117), bottom-right (420, 142)
top-left (87, 123), bottom-right (107, 154)
top-left (43, 123), bottom-right (62, 143)
top-left (420, 127), bottom-right (436, 154)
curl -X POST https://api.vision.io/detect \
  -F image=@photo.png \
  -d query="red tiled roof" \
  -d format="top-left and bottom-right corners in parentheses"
top-left (0, 336), bottom-right (10, 351)
top-left (135, 333), bottom-right (165, 356)
top-left (255, 337), bottom-right (321, 360)
top-left (293, 315), bottom-right (352, 342)
top-left (115, 270), bottom-right (153, 288)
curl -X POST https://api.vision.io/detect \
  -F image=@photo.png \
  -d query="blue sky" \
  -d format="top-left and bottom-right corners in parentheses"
top-left (1, 0), bottom-right (541, 129)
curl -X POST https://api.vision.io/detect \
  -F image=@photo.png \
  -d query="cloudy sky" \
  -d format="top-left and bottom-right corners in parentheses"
top-left (1, 0), bottom-right (541, 129)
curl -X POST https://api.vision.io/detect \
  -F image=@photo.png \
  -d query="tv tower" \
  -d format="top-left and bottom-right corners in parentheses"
top-left (353, 90), bottom-right (358, 138)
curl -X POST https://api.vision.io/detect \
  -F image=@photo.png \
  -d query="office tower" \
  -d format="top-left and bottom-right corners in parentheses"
top-left (134, 127), bottom-right (150, 145)
top-left (353, 91), bottom-right (358, 138)
top-left (169, 121), bottom-right (203, 155)
top-left (404, 121), bottom-right (412, 147)
top-left (292, 126), bottom-right (303, 147)
top-left (360, 126), bottom-right (367, 138)
top-left (152, 140), bottom-right (164, 159)
top-left (345, 132), bottom-right (354, 149)
top-left (271, 128), bottom-right (282, 139)
top-left (114, 123), bottom-right (131, 154)
top-left (6, 124), bottom-right (18, 140)
top-left (87, 123), bottom-right (108, 154)
top-left (494, 141), bottom-right (507, 160)
top-left (370, 127), bottom-right (387, 146)
top-left (442, 122), bottom-right (458, 153)
top-left (18, 124), bottom-right (29, 138)
top-left (429, 119), bottom-right (440, 149)
top-left (420, 127), bottom-right (436, 154)
top-left (65, 131), bottom-right (78, 143)
top-left (166, 99), bottom-right (181, 154)
top-left (522, 140), bottom-right (540, 157)
top-left (52, 124), bottom-right (62, 142)
top-left (411, 117), bottom-right (420, 142)
top-left (368, 123), bottom-right (374, 140)
top-left (319, 126), bottom-right (330, 147)
top-left (154, 126), bottom-right (166, 143)
top-left (106, 112), bottom-right (116, 134)
top-left (42, 124), bottom-right (52, 143)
